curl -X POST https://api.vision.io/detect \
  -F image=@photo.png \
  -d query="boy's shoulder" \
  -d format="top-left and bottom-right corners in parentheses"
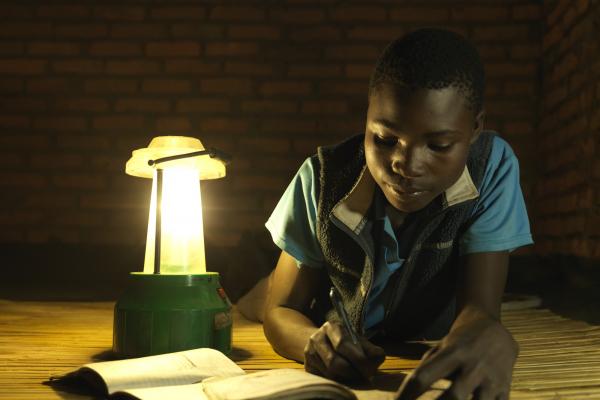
top-left (488, 134), bottom-right (516, 158)
top-left (474, 134), bottom-right (522, 197)
top-left (486, 134), bottom-right (519, 173)
top-left (476, 132), bottom-right (519, 173)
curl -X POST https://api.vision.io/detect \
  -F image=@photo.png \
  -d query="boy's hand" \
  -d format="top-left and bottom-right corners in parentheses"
top-left (395, 306), bottom-right (518, 400)
top-left (303, 321), bottom-right (386, 382)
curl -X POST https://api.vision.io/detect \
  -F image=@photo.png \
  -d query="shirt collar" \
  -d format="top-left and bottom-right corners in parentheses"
top-left (444, 166), bottom-right (480, 207)
top-left (331, 165), bottom-right (480, 233)
top-left (331, 165), bottom-right (375, 234)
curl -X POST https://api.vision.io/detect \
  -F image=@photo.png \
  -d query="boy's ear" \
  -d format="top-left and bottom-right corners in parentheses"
top-left (470, 109), bottom-right (485, 144)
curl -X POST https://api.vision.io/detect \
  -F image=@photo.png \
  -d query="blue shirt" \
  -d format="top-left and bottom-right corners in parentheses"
top-left (265, 136), bottom-right (533, 330)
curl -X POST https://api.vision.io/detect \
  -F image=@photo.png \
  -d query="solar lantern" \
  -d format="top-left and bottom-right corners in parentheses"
top-left (113, 136), bottom-right (233, 358)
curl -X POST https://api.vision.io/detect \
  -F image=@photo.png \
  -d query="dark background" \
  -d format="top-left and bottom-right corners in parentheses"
top-left (0, 1), bottom-right (598, 320)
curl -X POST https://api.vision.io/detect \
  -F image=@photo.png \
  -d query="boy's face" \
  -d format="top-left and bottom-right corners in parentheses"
top-left (364, 83), bottom-right (483, 213)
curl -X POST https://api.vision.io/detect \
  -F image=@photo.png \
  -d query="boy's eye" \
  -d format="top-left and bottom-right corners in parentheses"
top-left (373, 134), bottom-right (396, 147)
top-left (428, 143), bottom-right (453, 152)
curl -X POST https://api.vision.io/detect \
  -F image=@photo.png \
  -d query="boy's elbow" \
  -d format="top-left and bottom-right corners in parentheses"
top-left (262, 305), bottom-right (278, 342)
top-left (262, 305), bottom-right (293, 347)
top-left (262, 305), bottom-right (318, 363)
top-left (262, 306), bottom-right (298, 361)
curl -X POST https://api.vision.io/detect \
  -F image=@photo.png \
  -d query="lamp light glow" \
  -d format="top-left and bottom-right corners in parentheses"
top-left (144, 167), bottom-right (206, 274)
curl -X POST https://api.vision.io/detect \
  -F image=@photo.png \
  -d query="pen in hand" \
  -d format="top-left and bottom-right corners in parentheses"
top-left (329, 286), bottom-right (359, 346)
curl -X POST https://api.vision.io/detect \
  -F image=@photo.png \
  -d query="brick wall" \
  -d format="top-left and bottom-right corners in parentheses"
top-left (0, 1), bottom-right (541, 255)
top-left (534, 0), bottom-right (600, 259)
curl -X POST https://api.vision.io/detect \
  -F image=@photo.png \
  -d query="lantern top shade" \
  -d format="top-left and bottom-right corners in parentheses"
top-left (125, 136), bottom-right (226, 179)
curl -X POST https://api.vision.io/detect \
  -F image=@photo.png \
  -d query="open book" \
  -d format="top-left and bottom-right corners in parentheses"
top-left (49, 348), bottom-right (446, 400)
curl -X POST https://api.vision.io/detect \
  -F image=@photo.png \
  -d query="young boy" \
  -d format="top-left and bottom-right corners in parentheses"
top-left (248, 28), bottom-right (533, 399)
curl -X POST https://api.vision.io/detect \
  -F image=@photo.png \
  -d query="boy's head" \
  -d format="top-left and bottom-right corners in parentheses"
top-left (364, 28), bottom-right (486, 212)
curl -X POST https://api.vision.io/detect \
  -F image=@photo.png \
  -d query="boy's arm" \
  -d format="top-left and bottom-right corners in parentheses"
top-left (263, 250), bottom-right (326, 362)
top-left (263, 251), bottom-right (385, 381)
top-left (396, 251), bottom-right (518, 400)
top-left (456, 250), bottom-right (509, 319)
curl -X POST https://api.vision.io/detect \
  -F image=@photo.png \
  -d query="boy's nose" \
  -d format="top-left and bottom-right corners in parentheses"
top-left (391, 149), bottom-right (423, 179)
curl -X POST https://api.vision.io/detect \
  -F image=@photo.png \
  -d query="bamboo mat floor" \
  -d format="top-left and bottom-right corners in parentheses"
top-left (1, 300), bottom-right (600, 399)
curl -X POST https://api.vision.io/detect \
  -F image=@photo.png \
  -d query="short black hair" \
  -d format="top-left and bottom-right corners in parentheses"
top-left (369, 28), bottom-right (485, 113)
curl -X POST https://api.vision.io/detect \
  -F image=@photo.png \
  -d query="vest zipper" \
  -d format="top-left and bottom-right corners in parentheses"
top-left (330, 216), bottom-right (375, 335)
top-left (358, 263), bottom-right (374, 335)
top-left (358, 217), bottom-right (385, 335)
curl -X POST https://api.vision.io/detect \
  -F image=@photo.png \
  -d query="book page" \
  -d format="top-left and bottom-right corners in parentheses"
top-left (113, 382), bottom-right (208, 400)
top-left (353, 379), bottom-right (449, 400)
top-left (202, 368), bottom-right (357, 400)
top-left (353, 388), bottom-right (445, 400)
top-left (84, 348), bottom-right (244, 394)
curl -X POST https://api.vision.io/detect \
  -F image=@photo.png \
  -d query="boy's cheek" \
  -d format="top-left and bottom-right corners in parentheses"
top-left (364, 146), bottom-right (388, 178)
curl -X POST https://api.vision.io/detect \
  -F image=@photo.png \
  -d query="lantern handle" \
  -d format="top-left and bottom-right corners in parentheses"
top-left (147, 147), bottom-right (231, 167)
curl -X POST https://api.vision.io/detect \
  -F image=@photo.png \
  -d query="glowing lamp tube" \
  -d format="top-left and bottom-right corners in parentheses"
top-left (143, 166), bottom-right (206, 274)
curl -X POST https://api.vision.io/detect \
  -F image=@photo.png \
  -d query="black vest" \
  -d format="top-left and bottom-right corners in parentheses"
top-left (315, 132), bottom-right (495, 340)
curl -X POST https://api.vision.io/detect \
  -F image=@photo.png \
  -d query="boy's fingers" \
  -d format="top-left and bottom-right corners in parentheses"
top-left (304, 348), bottom-right (328, 377)
top-left (472, 381), bottom-right (495, 400)
top-left (420, 346), bottom-right (438, 362)
top-left (324, 322), bottom-right (368, 362)
top-left (326, 322), bottom-right (386, 372)
top-left (310, 330), bottom-right (362, 379)
top-left (396, 347), bottom-right (461, 400)
top-left (327, 355), bottom-right (365, 381)
top-left (436, 363), bottom-right (484, 400)
top-left (360, 338), bottom-right (386, 363)
top-left (306, 330), bottom-right (363, 381)
top-left (321, 322), bottom-right (380, 380)
top-left (305, 333), bottom-right (335, 378)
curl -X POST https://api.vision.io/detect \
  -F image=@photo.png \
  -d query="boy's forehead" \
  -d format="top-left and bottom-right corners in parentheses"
top-left (367, 84), bottom-right (473, 134)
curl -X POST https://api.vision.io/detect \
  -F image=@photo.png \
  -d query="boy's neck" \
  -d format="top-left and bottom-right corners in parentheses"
top-left (385, 202), bottom-right (407, 230)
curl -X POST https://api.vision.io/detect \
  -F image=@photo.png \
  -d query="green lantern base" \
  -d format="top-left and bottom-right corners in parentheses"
top-left (113, 272), bottom-right (232, 358)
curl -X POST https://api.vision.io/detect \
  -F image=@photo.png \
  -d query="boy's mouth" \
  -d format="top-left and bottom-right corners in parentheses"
top-left (385, 183), bottom-right (427, 197)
